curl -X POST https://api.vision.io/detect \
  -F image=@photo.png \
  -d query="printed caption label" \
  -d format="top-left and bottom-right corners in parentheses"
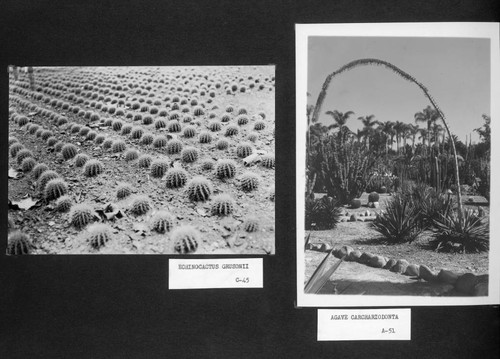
top-left (169, 258), bottom-right (263, 289)
top-left (318, 308), bottom-right (411, 341)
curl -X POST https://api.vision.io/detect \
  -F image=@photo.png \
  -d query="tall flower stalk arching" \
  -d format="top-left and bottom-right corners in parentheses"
top-left (309, 58), bottom-right (464, 224)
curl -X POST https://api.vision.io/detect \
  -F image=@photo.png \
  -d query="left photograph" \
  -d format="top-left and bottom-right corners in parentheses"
top-left (7, 66), bottom-right (275, 255)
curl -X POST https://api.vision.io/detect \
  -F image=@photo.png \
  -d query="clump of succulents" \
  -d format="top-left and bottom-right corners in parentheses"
top-left (38, 170), bottom-right (60, 192)
top-left (32, 163), bottom-right (49, 179)
top-left (16, 149), bottom-right (34, 165)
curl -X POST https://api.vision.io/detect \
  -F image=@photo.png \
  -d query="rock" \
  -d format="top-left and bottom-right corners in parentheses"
top-left (364, 210), bottom-right (370, 217)
top-left (373, 202), bottom-right (380, 208)
top-left (358, 252), bottom-right (374, 264)
top-left (337, 245), bottom-right (353, 258)
top-left (383, 258), bottom-right (397, 270)
top-left (437, 269), bottom-right (459, 285)
top-left (419, 265), bottom-right (437, 282)
top-left (364, 217), bottom-right (374, 222)
top-left (347, 249), bottom-right (362, 262)
top-left (340, 218), bottom-right (348, 222)
top-left (455, 273), bottom-right (478, 295)
top-left (368, 202), bottom-right (373, 208)
top-left (367, 255), bottom-right (387, 268)
top-left (473, 282), bottom-right (488, 296)
top-left (332, 246), bottom-right (343, 258)
top-left (349, 214), bottom-right (358, 222)
top-left (356, 217), bottom-right (364, 222)
top-left (404, 264), bottom-right (419, 277)
top-left (390, 259), bottom-right (409, 274)
top-left (359, 213), bottom-right (364, 217)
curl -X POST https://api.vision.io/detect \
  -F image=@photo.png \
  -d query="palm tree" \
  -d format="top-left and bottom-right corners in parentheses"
top-left (325, 110), bottom-right (354, 133)
top-left (357, 115), bottom-right (378, 149)
top-left (393, 121), bottom-right (406, 155)
top-left (407, 124), bottom-right (419, 152)
top-left (378, 121), bottom-right (395, 154)
top-left (414, 105), bottom-right (440, 153)
top-left (309, 58), bottom-right (464, 224)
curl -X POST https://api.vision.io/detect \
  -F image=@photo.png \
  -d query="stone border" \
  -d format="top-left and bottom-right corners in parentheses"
top-left (306, 243), bottom-right (488, 296)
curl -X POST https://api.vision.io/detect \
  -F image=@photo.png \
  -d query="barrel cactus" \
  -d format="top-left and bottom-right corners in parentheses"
top-left (240, 172), bottom-right (259, 192)
top-left (88, 223), bottom-right (113, 249)
top-left (186, 176), bottom-right (212, 201)
top-left (211, 194), bottom-right (235, 216)
top-left (165, 168), bottom-right (188, 188)
top-left (172, 226), bottom-right (200, 254)
top-left (7, 231), bottom-right (32, 255)
top-left (130, 195), bottom-right (151, 215)
top-left (70, 203), bottom-right (94, 229)
top-left (151, 211), bottom-right (175, 233)
top-left (44, 178), bottom-right (68, 201)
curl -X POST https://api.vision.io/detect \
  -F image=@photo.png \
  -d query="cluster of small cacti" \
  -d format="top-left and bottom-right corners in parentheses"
top-left (16, 149), bottom-right (34, 165)
top-left (9, 66), bottom-right (275, 254)
top-left (38, 170), bottom-right (60, 192)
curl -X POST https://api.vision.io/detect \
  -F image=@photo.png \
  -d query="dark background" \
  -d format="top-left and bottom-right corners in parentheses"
top-left (1, 0), bottom-right (499, 358)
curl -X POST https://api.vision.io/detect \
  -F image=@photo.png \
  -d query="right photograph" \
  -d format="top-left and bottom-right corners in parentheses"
top-left (296, 23), bottom-right (500, 307)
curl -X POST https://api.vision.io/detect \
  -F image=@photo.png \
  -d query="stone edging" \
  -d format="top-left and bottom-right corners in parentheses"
top-left (306, 243), bottom-right (488, 296)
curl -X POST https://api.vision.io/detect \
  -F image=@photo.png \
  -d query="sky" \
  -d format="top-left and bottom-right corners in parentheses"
top-left (307, 36), bottom-right (490, 143)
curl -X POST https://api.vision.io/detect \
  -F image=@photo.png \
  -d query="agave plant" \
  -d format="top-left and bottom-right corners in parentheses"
top-left (431, 208), bottom-right (489, 253)
top-left (372, 193), bottom-right (422, 243)
top-left (305, 196), bottom-right (343, 230)
top-left (304, 248), bottom-right (344, 294)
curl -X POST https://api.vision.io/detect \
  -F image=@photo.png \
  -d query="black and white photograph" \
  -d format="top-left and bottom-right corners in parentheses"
top-left (7, 66), bottom-right (275, 255)
top-left (297, 23), bottom-right (500, 306)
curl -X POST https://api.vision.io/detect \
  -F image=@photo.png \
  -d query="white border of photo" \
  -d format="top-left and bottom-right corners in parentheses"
top-left (296, 22), bottom-right (500, 307)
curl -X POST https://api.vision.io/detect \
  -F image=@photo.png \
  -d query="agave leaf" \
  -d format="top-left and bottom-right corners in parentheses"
top-left (304, 249), bottom-right (344, 294)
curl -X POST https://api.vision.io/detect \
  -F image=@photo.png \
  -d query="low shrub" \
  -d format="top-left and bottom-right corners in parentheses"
top-left (305, 196), bottom-right (343, 230)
